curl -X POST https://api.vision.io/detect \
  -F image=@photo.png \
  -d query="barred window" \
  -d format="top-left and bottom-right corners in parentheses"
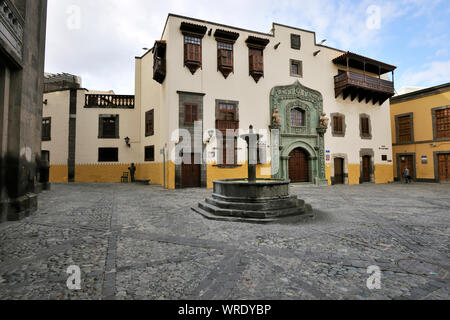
top-left (436, 108), bottom-right (450, 139)
top-left (291, 108), bottom-right (305, 127)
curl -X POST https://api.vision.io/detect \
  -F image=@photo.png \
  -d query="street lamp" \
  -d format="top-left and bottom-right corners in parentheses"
top-left (124, 137), bottom-right (131, 147)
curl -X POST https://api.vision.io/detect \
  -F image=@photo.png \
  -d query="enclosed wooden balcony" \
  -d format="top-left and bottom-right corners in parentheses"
top-left (216, 120), bottom-right (239, 133)
top-left (153, 41), bottom-right (166, 84)
top-left (333, 52), bottom-right (396, 105)
top-left (85, 94), bottom-right (135, 109)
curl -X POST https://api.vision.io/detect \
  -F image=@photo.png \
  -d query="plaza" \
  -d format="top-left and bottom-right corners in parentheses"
top-left (0, 182), bottom-right (448, 300)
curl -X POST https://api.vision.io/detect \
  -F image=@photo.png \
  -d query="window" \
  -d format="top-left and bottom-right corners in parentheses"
top-left (217, 41), bottom-right (234, 78)
top-left (435, 108), bottom-right (450, 139)
top-left (382, 155), bottom-right (388, 161)
top-left (291, 34), bottom-right (301, 50)
top-left (184, 35), bottom-right (202, 74)
top-left (397, 115), bottom-right (413, 143)
top-left (145, 146), bottom-right (155, 162)
top-left (216, 102), bottom-right (239, 167)
top-left (184, 104), bottom-right (198, 125)
top-left (333, 115), bottom-right (344, 134)
top-left (290, 60), bottom-right (303, 77)
top-left (42, 117), bottom-right (51, 141)
top-left (217, 103), bottom-right (237, 122)
top-left (99, 115), bottom-right (119, 139)
top-left (246, 36), bottom-right (269, 82)
top-left (145, 110), bottom-right (154, 137)
top-left (291, 108), bottom-right (305, 127)
top-left (360, 115), bottom-right (372, 139)
top-left (249, 48), bottom-right (263, 73)
top-left (98, 148), bottom-right (118, 162)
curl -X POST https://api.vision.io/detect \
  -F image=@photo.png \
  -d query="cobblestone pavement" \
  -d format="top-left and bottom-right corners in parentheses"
top-left (0, 183), bottom-right (449, 300)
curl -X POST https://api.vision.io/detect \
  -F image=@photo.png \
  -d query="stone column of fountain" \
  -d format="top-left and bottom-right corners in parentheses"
top-left (193, 126), bottom-right (314, 224)
top-left (241, 125), bottom-right (260, 183)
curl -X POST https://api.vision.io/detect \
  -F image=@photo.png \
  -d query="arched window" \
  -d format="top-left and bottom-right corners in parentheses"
top-left (291, 108), bottom-right (305, 127)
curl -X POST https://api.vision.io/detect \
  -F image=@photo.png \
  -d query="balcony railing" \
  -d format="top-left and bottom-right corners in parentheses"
top-left (85, 94), bottom-right (135, 109)
top-left (216, 120), bottom-right (239, 133)
top-left (334, 71), bottom-right (395, 105)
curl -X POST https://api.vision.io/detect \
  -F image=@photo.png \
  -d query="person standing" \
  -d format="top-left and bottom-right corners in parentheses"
top-left (128, 163), bottom-right (136, 182)
top-left (404, 167), bottom-right (410, 184)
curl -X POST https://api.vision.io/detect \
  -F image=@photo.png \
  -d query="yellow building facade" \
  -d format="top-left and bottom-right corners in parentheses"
top-left (390, 83), bottom-right (450, 182)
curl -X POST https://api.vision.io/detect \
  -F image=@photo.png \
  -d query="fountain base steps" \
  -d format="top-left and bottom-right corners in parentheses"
top-left (192, 179), bottom-right (314, 224)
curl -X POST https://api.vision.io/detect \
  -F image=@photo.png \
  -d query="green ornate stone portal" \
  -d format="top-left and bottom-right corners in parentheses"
top-left (270, 81), bottom-right (328, 186)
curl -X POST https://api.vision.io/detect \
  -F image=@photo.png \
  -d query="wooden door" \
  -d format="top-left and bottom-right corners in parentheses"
top-left (181, 154), bottom-right (201, 188)
top-left (438, 154), bottom-right (450, 182)
top-left (399, 155), bottom-right (414, 181)
top-left (289, 148), bottom-right (309, 183)
top-left (362, 156), bottom-right (371, 183)
top-left (334, 158), bottom-right (344, 184)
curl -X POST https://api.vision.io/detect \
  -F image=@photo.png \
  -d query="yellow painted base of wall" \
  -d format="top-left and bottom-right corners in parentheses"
top-left (207, 162), bottom-right (272, 189)
top-left (74, 162), bottom-right (176, 189)
top-left (49, 165), bottom-right (69, 183)
top-left (75, 164), bottom-right (132, 183)
top-left (325, 164), bottom-right (332, 185)
top-left (348, 164), bottom-right (360, 185)
top-left (136, 162), bottom-right (175, 190)
top-left (375, 164), bottom-right (394, 184)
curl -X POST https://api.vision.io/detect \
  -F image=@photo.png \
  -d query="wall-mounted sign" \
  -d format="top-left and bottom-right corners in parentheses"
top-left (421, 156), bottom-right (428, 164)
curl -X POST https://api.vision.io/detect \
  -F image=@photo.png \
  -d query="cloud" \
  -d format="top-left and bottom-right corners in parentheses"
top-left (44, 0), bottom-right (448, 93)
top-left (398, 60), bottom-right (450, 88)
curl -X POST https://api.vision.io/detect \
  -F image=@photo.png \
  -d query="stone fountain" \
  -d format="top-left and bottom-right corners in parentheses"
top-left (192, 126), bottom-right (313, 223)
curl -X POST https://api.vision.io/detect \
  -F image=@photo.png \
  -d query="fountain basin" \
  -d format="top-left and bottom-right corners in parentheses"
top-left (193, 179), bottom-right (314, 224)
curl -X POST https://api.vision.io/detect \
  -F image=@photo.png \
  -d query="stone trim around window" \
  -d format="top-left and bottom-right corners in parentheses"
top-left (395, 112), bottom-right (414, 145)
top-left (431, 105), bottom-right (450, 142)
top-left (359, 113), bottom-right (372, 140)
top-left (330, 113), bottom-right (346, 137)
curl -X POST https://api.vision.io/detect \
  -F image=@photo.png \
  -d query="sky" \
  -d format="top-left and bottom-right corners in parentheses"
top-left (45, 0), bottom-right (450, 94)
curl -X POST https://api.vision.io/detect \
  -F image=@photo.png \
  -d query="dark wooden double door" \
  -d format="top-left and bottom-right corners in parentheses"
top-left (438, 153), bottom-right (450, 182)
top-left (289, 148), bottom-right (309, 183)
top-left (181, 154), bottom-right (201, 188)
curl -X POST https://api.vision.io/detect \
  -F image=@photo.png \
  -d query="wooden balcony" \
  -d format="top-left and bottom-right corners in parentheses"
top-left (334, 71), bottom-right (395, 105)
top-left (333, 51), bottom-right (396, 105)
top-left (153, 41), bottom-right (166, 84)
top-left (216, 120), bottom-right (239, 133)
top-left (153, 57), bottom-right (166, 84)
top-left (85, 94), bottom-right (135, 109)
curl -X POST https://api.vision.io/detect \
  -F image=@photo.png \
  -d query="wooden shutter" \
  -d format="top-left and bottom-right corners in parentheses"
top-left (398, 115), bottom-right (412, 142)
top-left (361, 117), bottom-right (370, 135)
top-left (436, 109), bottom-right (449, 138)
top-left (333, 116), bottom-right (343, 133)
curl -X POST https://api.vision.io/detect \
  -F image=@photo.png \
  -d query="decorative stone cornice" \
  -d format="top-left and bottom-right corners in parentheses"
top-left (0, 0), bottom-right (24, 63)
